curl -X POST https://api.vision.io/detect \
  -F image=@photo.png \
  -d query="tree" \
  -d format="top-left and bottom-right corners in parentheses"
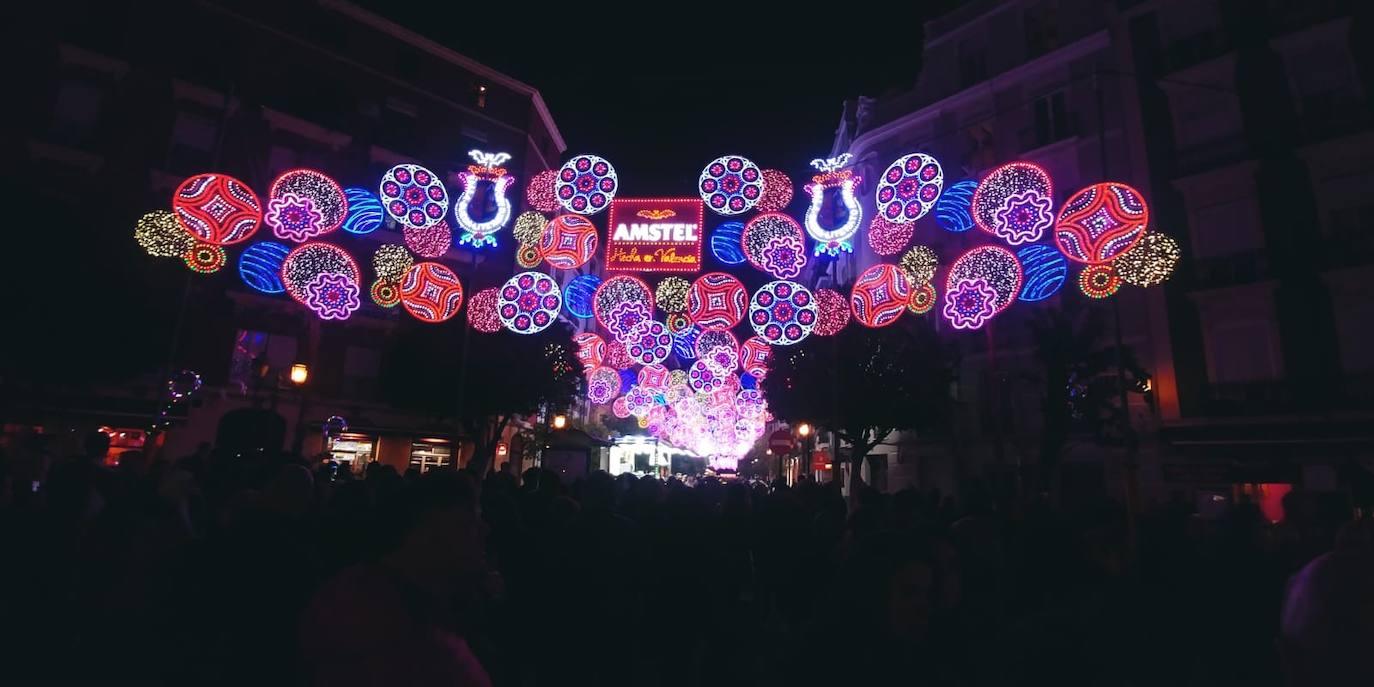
top-left (763, 318), bottom-right (955, 504)
top-left (1027, 301), bottom-right (1148, 493)
top-left (381, 319), bottom-right (581, 477)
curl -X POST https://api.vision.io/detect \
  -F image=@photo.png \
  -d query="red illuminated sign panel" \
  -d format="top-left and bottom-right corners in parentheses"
top-left (604, 198), bottom-right (704, 273)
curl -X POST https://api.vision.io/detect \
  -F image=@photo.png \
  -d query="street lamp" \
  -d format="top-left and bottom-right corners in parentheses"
top-left (797, 422), bottom-right (812, 438)
top-left (290, 363), bottom-right (309, 385)
top-left (796, 422), bottom-right (814, 483)
top-left (552, 414), bottom-right (567, 430)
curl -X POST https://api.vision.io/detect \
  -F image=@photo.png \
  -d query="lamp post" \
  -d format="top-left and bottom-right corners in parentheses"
top-left (797, 422), bottom-right (813, 483)
top-left (290, 361), bottom-right (309, 456)
top-left (552, 413), bottom-right (567, 430)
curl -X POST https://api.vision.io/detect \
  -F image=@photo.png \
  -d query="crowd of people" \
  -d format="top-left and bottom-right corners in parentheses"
top-left (2, 430), bottom-right (1371, 686)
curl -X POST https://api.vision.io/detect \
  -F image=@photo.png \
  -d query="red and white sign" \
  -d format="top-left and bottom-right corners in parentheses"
top-left (604, 198), bottom-right (704, 273)
top-left (768, 428), bottom-right (794, 454)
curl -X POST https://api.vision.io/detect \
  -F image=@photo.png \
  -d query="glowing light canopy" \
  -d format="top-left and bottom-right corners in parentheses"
top-left (282, 242), bottom-right (361, 305)
top-left (899, 245), bottom-right (939, 285)
top-left (498, 271), bottom-right (561, 334)
top-left (453, 149), bottom-right (514, 248)
top-left (238, 241), bottom-right (291, 294)
top-left (267, 169), bottom-right (347, 242)
top-left (756, 169), bottom-right (794, 213)
top-left (934, 180), bottom-right (977, 233)
top-left (711, 221), bottom-right (747, 265)
top-left (136, 210), bottom-right (197, 258)
top-left (594, 275), bottom-right (654, 334)
top-left (557, 154), bottom-right (618, 215)
top-left (946, 244), bottom-right (1023, 314)
top-left (525, 170), bottom-right (561, 214)
top-left (400, 262), bottom-right (465, 324)
top-left (342, 187), bottom-right (384, 234)
top-left (403, 221), bottom-right (452, 259)
top-left (944, 278), bottom-right (998, 330)
top-left (742, 213), bottom-right (807, 279)
top-left (804, 154), bottom-right (863, 256)
top-left (372, 244), bottom-right (413, 283)
top-left (563, 274), bottom-right (601, 319)
top-left (467, 287), bottom-right (503, 332)
top-left (513, 210), bottom-right (547, 245)
top-left (172, 173), bottom-right (262, 246)
top-left (654, 276), bottom-right (691, 313)
top-left (972, 162), bottom-right (1054, 245)
top-left (876, 152), bottom-right (943, 223)
top-left (749, 280), bottom-right (817, 346)
top-left (867, 216), bottom-right (915, 257)
top-left (851, 264), bottom-right (912, 328)
top-left (540, 214), bottom-right (598, 269)
top-left (699, 155), bottom-right (763, 216)
top-left (813, 288), bottom-right (851, 336)
top-left (380, 164), bottom-right (448, 229)
top-left (1055, 182), bottom-right (1150, 264)
top-left (1113, 232), bottom-right (1180, 287)
top-left (687, 272), bottom-right (747, 331)
top-left (1016, 244), bottom-right (1068, 302)
top-left (304, 272), bottom-right (361, 320)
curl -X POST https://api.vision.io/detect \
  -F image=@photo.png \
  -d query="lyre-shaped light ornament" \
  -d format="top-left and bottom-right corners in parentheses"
top-left (804, 154), bottom-right (862, 257)
top-left (453, 149), bottom-right (515, 249)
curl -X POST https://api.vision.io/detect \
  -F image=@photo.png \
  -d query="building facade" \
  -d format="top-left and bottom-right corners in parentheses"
top-left (11, 0), bottom-right (576, 473)
top-left (825, 0), bottom-right (1372, 507)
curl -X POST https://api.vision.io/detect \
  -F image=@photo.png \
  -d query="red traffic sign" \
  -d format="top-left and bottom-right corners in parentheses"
top-left (768, 428), bottom-right (794, 454)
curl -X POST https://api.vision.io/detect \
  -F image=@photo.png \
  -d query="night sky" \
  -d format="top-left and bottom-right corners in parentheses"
top-left (357, 3), bottom-right (960, 192)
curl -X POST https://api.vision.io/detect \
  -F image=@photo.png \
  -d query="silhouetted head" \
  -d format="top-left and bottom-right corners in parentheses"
top-left (82, 430), bottom-right (110, 462)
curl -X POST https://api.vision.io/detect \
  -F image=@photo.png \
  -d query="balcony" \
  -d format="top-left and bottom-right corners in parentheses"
top-left (1164, 30), bottom-right (1232, 75)
top-left (1199, 380), bottom-right (1291, 416)
top-left (1191, 251), bottom-right (1271, 287)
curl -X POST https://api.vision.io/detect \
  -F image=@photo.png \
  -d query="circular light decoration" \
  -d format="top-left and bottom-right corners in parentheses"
top-left (624, 385), bottom-right (656, 418)
top-left (556, 154), bottom-right (617, 215)
top-left (182, 243), bottom-right (226, 274)
top-left (604, 301), bottom-right (652, 343)
top-left (371, 278), bottom-right (400, 308)
top-left (899, 245), bottom-right (939, 285)
top-left (867, 216), bottom-right (915, 257)
top-left (665, 311), bottom-right (692, 333)
top-left (739, 337), bottom-right (772, 379)
top-left (593, 275), bottom-right (654, 333)
top-left (756, 169), bottom-right (794, 212)
top-left (282, 242), bottom-right (361, 304)
top-left (638, 363), bottom-right (671, 390)
top-left (654, 276), bottom-right (691, 314)
top-left (673, 324), bottom-right (701, 360)
top-left (267, 168), bottom-right (347, 242)
top-left (304, 272), bottom-right (361, 320)
top-left (687, 272), bottom-right (747, 331)
top-left (379, 164), bottom-right (448, 229)
top-left (513, 210), bottom-right (548, 245)
top-left (1114, 232), bottom-right (1181, 287)
top-left (516, 243), bottom-right (543, 268)
top-left (943, 278), bottom-right (998, 330)
top-left (946, 244), bottom-right (1023, 314)
top-left (908, 282), bottom-right (937, 315)
top-left (742, 212), bottom-right (807, 279)
top-left (934, 180), bottom-right (978, 233)
top-left (342, 187), bottom-right (384, 234)
top-left (372, 244), bottom-right (413, 283)
top-left (1016, 244), bottom-right (1069, 302)
top-left (851, 264), bottom-right (912, 328)
top-left (688, 359), bottom-right (728, 393)
top-left (453, 150), bottom-right (514, 248)
top-left (702, 342), bottom-right (740, 375)
top-left (400, 262), bottom-right (465, 323)
top-left (525, 170), bottom-right (561, 214)
top-left (695, 329), bottom-right (739, 361)
top-left (1078, 264), bottom-right (1122, 299)
top-left (586, 366), bottom-right (620, 405)
top-left (804, 154), bottom-right (863, 256)
top-left (1055, 182), bottom-right (1150, 264)
top-left (167, 369), bottom-right (203, 400)
top-left (624, 319), bottom-right (673, 365)
top-left (669, 369), bottom-right (689, 387)
top-left (563, 273), bottom-right (601, 319)
top-left (172, 173), bottom-right (262, 245)
top-left (617, 369), bottom-right (637, 395)
top-left (749, 280), bottom-right (818, 346)
top-left (497, 271), bottom-right (561, 334)
top-left (135, 210), bottom-right (196, 257)
top-left (711, 221), bottom-right (748, 265)
top-left (972, 162), bottom-right (1054, 245)
top-left (876, 152), bottom-right (943, 223)
top-left (574, 332), bottom-right (606, 370)
top-left (699, 155), bottom-right (763, 216)
top-left (466, 287), bottom-right (502, 332)
top-left (603, 340), bottom-right (634, 370)
top-left (539, 214), bottom-right (598, 269)
top-left (403, 221), bottom-right (452, 259)
top-left (611, 395), bottom-right (632, 418)
top-left (813, 288), bottom-right (851, 336)
top-left (238, 241), bottom-right (290, 294)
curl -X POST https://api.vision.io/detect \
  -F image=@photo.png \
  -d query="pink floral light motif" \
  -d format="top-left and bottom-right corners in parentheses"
top-left (704, 344), bottom-right (739, 375)
top-left (993, 189), bottom-right (1053, 245)
top-left (266, 192), bottom-right (325, 242)
top-left (624, 385), bottom-right (655, 418)
top-left (304, 272), bottom-right (360, 320)
top-left (606, 301), bottom-right (651, 343)
top-left (942, 278), bottom-right (997, 330)
top-left (760, 234), bottom-right (806, 279)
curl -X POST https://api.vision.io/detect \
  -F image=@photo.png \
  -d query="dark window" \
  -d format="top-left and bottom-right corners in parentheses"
top-left (168, 110), bottom-right (219, 172)
top-left (1024, 3), bottom-right (1060, 58)
top-left (52, 80), bottom-right (104, 142)
top-left (957, 42), bottom-right (987, 88)
top-left (1033, 91), bottom-right (1072, 146)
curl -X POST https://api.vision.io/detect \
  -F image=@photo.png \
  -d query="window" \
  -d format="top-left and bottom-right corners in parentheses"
top-left (327, 435), bottom-right (376, 474)
top-left (957, 41), bottom-right (987, 88)
top-left (1287, 44), bottom-right (1359, 120)
top-left (1032, 91), bottom-right (1072, 147)
top-left (52, 80), bottom-right (104, 142)
top-left (168, 110), bottom-right (218, 171)
top-left (1190, 197), bottom-right (1264, 258)
top-left (229, 330), bottom-right (299, 389)
top-left (410, 441), bottom-right (454, 473)
top-left (1023, 3), bottom-right (1060, 58)
top-left (1206, 321), bottom-right (1281, 383)
top-left (474, 83), bottom-right (488, 109)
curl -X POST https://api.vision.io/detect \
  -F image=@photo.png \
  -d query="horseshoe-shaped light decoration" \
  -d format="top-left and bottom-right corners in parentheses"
top-left (804, 153), bottom-right (862, 257)
top-left (453, 149), bottom-right (515, 249)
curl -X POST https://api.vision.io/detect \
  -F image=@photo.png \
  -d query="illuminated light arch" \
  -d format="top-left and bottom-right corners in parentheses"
top-left (453, 150), bottom-right (515, 248)
top-left (943, 278), bottom-right (998, 330)
top-left (539, 214), bottom-right (598, 269)
top-left (342, 187), bottom-right (384, 234)
top-left (875, 152), bottom-right (943, 223)
top-left (850, 264), bottom-right (912, 328)
top-left (172, 173), bottom-right (262, 246)
top-left (1113, 232), bottom-right (1181, 287)
top-left (971, 162), bottom-right (1054, 245)
top-left (867, 216), bottom-right (915, 257)
top-left (372, 244), bottom-right (413, 283)
top-left (1016, 244), bottom-right (1068, 302)
top-left (742, 212), bottom-right (807, 279)
top-left (497, 270), bottom-right (561, 334)
top-left (466, 287), bottom-right (503, 332)
top-left (946, 244), bottom-right (1023, 314)
top-left (748, 280), bottom-right (818, 345)
top-left (304, 272), bottom-right (361, 320)
top-left (513, 210), bottom-right (548, 245)
top-left (654, 276), bottom-right (691, 313)
top-left (556, 154), bottom-right (618, 215)
top-left (813, 288), bottom-right (851, 336)
top-left (403, 221), bottom-right (452, 258)
top-left (574, 332), bottom-right (607, 370)
top-left (1054, 182), bottom-right (1150, 264)
top-left (756, 169), bottom-right (794, 212)
top-left (238, 241), bottom-right (291, 294)
top-left (739, 336), bottom-right (772, 379)
top-left (699, 154), bottom-right (763, 216)
top-left (400, 262), bottom-right (465, 324)
top-left (563, 274), bottom-right (601, 319)
top-left (899, 245), bottom-right (939, 285)
top-left (525, 170), bottom-right (561, 213)
top-left (586, 365), bottom-right (620, 405)
top-left (694, 329), bottom-right (740, 363)
top-left (593, 274), bottom-right (654, 333)
top-left (1078, 263), bottom-right (1122, 298)
top-left (136, 210), bottom-right (197, 258)
top-left (379, 164), bottom-right (448, 229)
top-left (686, 272), bottom-right (747, 331)
top-left (804, 154), bottom-right (863, 256)
top-left (267, 168), bottom-right (348, 242)
top-left (281, 242), bottom-right (361, 305)
top-left (625, 319), bottom-right (673, 366)
top-left (934, 179), bottom-right (978, 233)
